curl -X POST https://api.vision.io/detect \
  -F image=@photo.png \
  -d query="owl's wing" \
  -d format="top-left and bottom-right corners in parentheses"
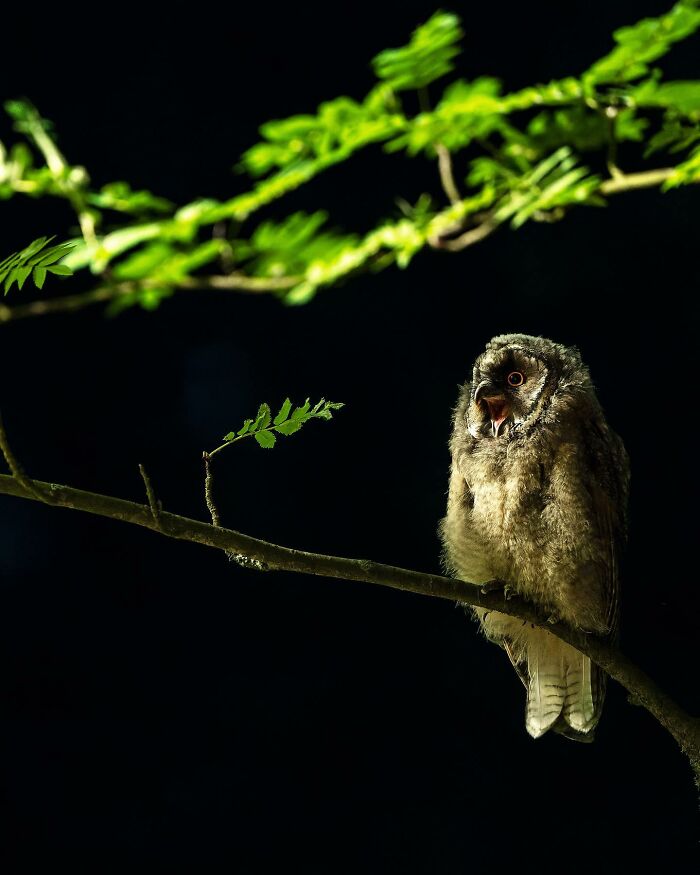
top-left (583, 416), bottom-right (630, 638)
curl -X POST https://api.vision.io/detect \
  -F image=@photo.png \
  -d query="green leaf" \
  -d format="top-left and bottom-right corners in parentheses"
top-left (275, 419), bottom-right (302, 435)
top-left (274, 397), bottom-right (292, 425)
top-left (0, 236), bottom-right (76, 296)
top-left (254, 403), bottom-right (272, 431)
top-left (222, 432), bottom-right (236, 442)
top-left (372, 11), bottom-right (463, 92)
top-left (254, 430), bottom-right (277, 448)
top-left (32, 266), bottom-right (46, 289)
top-left (291, 399), bottom-right (311, 420)
top-left (584, 2), bottom-right (700, 87)
top-left (237, 419), bottom-right (254, 436)
top-left (310, 398), bottom-right (326, 414)
top-left (663, 144), bottom-right (700, 187)
top-left (88, 181), bottom-right (173, 215)
top-left (632, 79), bottom-right (700, 114)
top-left (14, 265), bottom-right (31, 290)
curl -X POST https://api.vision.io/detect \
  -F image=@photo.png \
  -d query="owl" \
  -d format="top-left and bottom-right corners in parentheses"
top-left (440, 334), bottom-right (629, 741)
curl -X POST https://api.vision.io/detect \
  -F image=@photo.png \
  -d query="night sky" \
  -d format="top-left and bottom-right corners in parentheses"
top-left (1, 1), bottom-right (698, 868)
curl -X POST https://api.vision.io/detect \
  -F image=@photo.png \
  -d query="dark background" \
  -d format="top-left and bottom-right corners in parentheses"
top-left (1, 0), bottom-right (698, 868)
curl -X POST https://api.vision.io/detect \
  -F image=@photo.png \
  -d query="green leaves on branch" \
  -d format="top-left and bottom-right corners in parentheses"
top-left (583, 1), bottom-right (700, 87)
top-left (212, 399), bottom-right (344, 453)
top-left (0, 237), bottom-right (74, 295)
top-left (490, 148), bottom-right (602, 229)
top-left (230, 211), bottom-right (357, 283)
top-left (372, 11), bottom-right (463, 92)
top-left (1, 2), bottom-right (700, 318)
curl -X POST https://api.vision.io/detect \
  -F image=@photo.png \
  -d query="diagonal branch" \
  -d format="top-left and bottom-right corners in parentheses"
top-left (0, 273), bottom-right (302, 323)
top-left (0, 469), bottom-right (697, 779)
top-left (428, 166), bottom-right (691, 252)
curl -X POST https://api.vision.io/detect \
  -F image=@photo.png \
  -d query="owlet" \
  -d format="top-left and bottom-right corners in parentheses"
top-left (440, 334), bottom-right (629, 741)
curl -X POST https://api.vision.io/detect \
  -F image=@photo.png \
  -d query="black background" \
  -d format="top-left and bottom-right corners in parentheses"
top-left (0, 1), bottom-right (698, 868)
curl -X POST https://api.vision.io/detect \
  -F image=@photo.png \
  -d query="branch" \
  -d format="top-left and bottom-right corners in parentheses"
top-left (429, 166), bottom-right (688, 252)
top-left (435, 143), bottom-right (461, 205)
top-left (0, 470), bottom-right (697, 778)
top-left (429, 212), bottom-right (501, 251)
top-left (0, 413), bottom-right (50, 503)
top-left (0, 274), bottom-right (302, 323)
top-left (598, 167), bottom-right (676, 195)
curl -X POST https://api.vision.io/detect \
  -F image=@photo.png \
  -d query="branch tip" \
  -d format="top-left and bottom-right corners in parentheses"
top-left (138, 463), bottom-right (161, 528)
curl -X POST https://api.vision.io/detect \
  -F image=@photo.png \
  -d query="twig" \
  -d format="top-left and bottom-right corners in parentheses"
top-left (429, 213), bottom-right (501, 251)
top-left (0, 469), bottom-right (697, 779)
top-left (202, 451), bottom-right (267, 570)
top-left (599, 168), bottom-right (676, 195)
top-left (0, 413), bottom-right (49, 503)
top-left (429, 166), bottom-right (685, 252)
top-left (435, 143), bottom-right (461, 205)
top-left (202, 453), bottom-right (221, 528)
top-left (138, 463), bottom-right (161, 528)
top-left (603, 105), bottom-right (623, 179)
top-left (0, 274), bottom-right (302, 323)
top-left (0, 167), bottom-right (692, 325)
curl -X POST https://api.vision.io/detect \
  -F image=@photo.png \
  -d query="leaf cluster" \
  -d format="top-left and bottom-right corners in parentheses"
top-left (0, 236), bottom-right (74, 295)
top-left (216, 398), bottom-right (344, 452)
top-left (0, 2), bottom-right (699, 316)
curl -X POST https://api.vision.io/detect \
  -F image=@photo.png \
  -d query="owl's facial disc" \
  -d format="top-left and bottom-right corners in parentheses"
top-left (474, 381), bottom-right (510, 438)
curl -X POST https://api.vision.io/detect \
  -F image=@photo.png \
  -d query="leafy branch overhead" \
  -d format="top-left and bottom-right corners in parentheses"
top-left (208, 398), bottom-right (344, 455)
top-left (0, 236), bottom-right (74, 295)
top-left (0, 1), bottom-right (699, 318)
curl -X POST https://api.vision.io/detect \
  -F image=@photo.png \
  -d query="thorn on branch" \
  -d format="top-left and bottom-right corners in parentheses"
top-left (138, 463), bottom-right (162, 529)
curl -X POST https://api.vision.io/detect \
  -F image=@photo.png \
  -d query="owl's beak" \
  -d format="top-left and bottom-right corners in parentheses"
top-left (474, 381), bottom-right (510, 438)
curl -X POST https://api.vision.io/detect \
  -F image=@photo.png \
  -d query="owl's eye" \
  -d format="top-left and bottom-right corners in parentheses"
top-left (507, 371), bottom-right (525, 387)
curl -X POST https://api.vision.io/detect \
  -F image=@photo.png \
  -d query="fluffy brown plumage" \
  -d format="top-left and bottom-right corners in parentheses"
top-left (440, 334), bottom-right (629, 741)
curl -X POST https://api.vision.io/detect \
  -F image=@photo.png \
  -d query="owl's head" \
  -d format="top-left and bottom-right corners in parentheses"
top-left (466, 333), bottom-right (593, 440)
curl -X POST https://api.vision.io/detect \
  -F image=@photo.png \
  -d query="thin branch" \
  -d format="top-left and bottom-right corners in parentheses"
top-left (138, 463), bottom-right (161, 528)
top-left (603, 106), bottom-right (623, 179)
top-left (0, 274), bottom-right (302, 323)
top-left (0, 285), bottom-right (130, 323)
top-left (429, 166), bottom-right (686, 252)
top-left (19, 105), bottom-right (98, 248)
top-left (0, 414), bottom-right (50, 503)
top-left (599, 167), bottom-right (676, 194)
top-left (430, 213), bottom-right (501, 251)
top-left (202, 453), bottom-right (221, 528)
top-left (0, 469), bottom-right (697, 777)
top-left (0, 167), bottom-right (692, 324)
top-left (435, 143), bottom-right (461, 205)
top-left (181, 274), bottom-right (301, 292)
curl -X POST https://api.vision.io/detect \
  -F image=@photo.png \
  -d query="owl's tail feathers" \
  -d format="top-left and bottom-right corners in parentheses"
top-left (560, 652), bottom-right (605, 739)
top-left (523, 633), bottom-right (603, 741)
top-left (524, 634), bottom-right (567, 739)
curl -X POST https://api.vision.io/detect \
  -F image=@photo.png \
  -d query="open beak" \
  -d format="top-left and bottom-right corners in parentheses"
top-left (474, 380), bottom-right (510, 438)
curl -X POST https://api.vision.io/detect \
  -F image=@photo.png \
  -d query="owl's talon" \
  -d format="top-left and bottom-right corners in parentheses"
top-left (547, 613), bottom-right (559, 624)
top-left (504, 584), bottom-right (515, 600)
